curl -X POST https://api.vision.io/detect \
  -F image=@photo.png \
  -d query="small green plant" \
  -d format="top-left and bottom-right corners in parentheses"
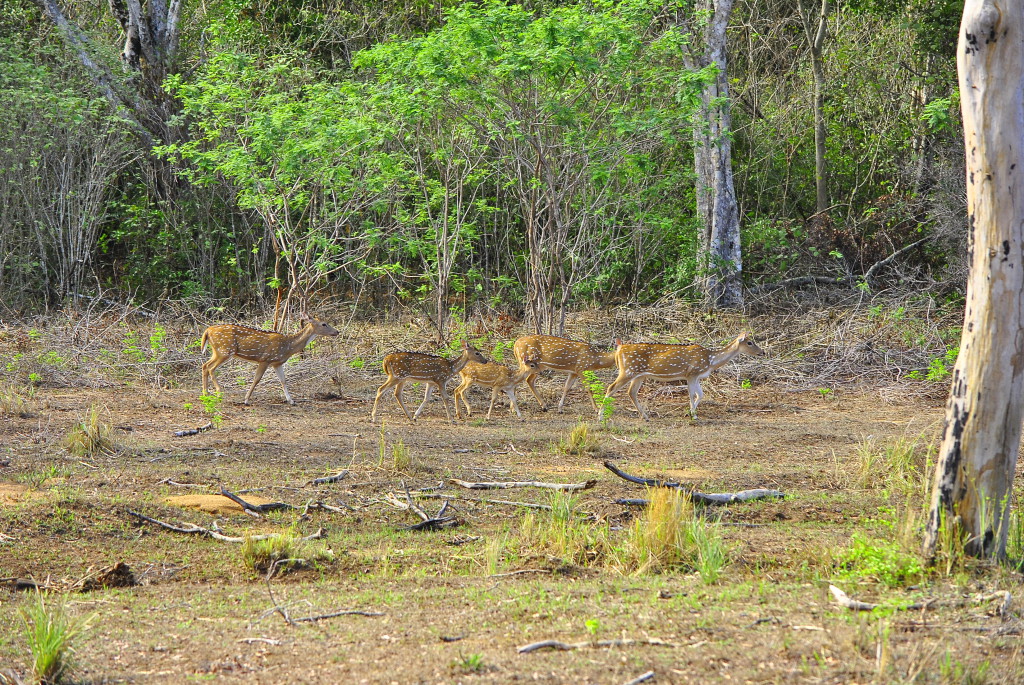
top-left (199, 392), bottom-right (223, 427)
top-left (837, 534), bottom-right (925, 588)
top-left (452, 652), bottom-right (486, 674)
top-left (182, 401), bottom-right (193, 412)
top-left (64, 406), bottom-right (117, 458)
top-left (29, 372), bottom-right (42, 385)
top-left (20, 592), bottom-right (92, 685)
top-left (391, 439), bottom-right (411, 471)
top-left (584, 618), bottom-right (601, 638)
top-left (121, 329), bottom-right (146, 363)
top-left (557, 421), bottom-right (598, 457)
top-left (740, 378), bottom-right (752, 390)
top-left (817, 387), bottom-right (833, 400)
top-left (582, 371), bottom-right (614, 422)
top-left (241, 532), bottom-right (334, 576)
top-left (490, 340), bottom-right (507, 363)
top-left (348, 357), bottom-right (365, 370)
top-left (149, 324), bottom-right (168, 356)
top-left (256, 424), bottom-right (267, 434)
top-left (483, 534), bottom-right (508, 575)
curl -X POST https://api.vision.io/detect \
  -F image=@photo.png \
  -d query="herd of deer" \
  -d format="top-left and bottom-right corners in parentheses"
top-left (200, 319), bottom-right (765, 422)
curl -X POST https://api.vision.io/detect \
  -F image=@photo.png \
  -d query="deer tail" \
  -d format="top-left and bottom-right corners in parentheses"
top-left (200, 329), bottom-right (209, 354)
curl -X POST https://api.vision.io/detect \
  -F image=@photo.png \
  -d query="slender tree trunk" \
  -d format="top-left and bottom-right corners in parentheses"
top-left (690, 0), bottom-right (743, 309)
top-left (797, 0), bottom-right (830, 216)
top-left (923, 0), bottom-right (1024, 560)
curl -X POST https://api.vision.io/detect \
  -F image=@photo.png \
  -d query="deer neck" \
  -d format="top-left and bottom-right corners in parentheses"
top-left (286, 324), bottom-right (317, 353)
top-left (709, 335), bottom-right (745, 371)
top-left (510, 365), bottom-right (535, 385)
top-left (450, 350), bottom-right (474, 376)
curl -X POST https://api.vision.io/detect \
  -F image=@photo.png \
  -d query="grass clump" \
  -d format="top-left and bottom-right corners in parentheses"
top-left (557, 421), bottom-right (598, 457)
top-left (0, 384), bottom-right (38, 418)
top-left (856, 434), bottom-right (931, 492)
top-left (517, 491), bottom-right (608, 566)
top-left (614, 487), bottom-right (728, 582)
top-left (20, 593), bottom-right (92, 684)
top-left (241, 532), bottom-right (335, 577)
top-left (63, 406), bottom-right (118, 457)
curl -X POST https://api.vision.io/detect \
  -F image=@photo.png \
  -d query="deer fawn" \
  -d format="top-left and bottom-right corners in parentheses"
top-left (200, 318), bottom-right (339, 405)
top-left (513, 335), bottom-right (616, 413)
top-left (602, 332), bottom-right (764, 421)
top-left (371, 341), bottom-right (488, 424)
top-left (454, 357), bottom-right (540, 420)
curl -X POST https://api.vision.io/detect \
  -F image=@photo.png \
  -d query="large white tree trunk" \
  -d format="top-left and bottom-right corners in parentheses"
top-left (691, 0), bottom-right (743, 309)
top-left (924, 0), bottom-right (1024, 560)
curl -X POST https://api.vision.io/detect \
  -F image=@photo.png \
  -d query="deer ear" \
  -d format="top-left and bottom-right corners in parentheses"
top-left (614, 338), bottom-right (622, 348)
top-left (462, 340), bottom-right (469, 350)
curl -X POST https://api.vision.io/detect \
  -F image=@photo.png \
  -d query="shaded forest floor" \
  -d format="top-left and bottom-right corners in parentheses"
top-left (1, 306), bottom-right (1022, 683)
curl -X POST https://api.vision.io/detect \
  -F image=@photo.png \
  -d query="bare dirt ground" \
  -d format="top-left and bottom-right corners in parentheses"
top-left (1, 310), bottom-right (1022, 684)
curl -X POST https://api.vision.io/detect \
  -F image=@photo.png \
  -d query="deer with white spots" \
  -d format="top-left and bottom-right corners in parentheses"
top-left (371, 342), bottom-right (488, 424)
top-left (200, 318), bottom-right (339, 405)
top-left (512, 335), bottom-right (617, 413)
top-left (454, 356), bottom-right (540, 421)
top-left (602, 332), bottom-right (764, 421)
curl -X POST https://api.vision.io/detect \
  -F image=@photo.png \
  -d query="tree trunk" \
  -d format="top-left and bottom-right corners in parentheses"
top-left (923, 0), bottom-right (1024, 560)
top-left (691, 0), bottom-right (743, 309)
top-left (797, 0), bottom-right (830, 217)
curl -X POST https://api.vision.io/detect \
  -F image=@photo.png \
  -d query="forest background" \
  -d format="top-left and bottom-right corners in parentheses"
top-left (0, 0), bottom-right (965, 337)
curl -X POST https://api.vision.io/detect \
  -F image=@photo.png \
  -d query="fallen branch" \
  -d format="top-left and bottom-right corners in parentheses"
top-left (488, 569), bottom-right (553, 578)
top-left (450, 478), bottom-right (597, 491)
top-left (414, 491), bottom-right (553, 511)
top-left (623, 672), bottom-right (655, 685)
top-left (829, 585), bottom-right (1012, 616)
top-left (127, 510), bottom-right (321, 544)
top-left (310, 470), bottom-right (349, 485)
top-left (173, 422), bottom-right (213, 437)
top-left (219, 487), bottom-right (295, 513)
top-left (518, 637), bottom-right (677, 654)
top-left (604, 462), bottom-right (784, 505)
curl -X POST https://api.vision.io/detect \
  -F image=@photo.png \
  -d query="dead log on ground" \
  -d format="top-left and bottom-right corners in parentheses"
top-left (829, 584), bottom-right (1012, 615)
top-left (219, 487), bottom-right (295, 513)
top-left (127, 510), bottom-right (322, 543)
top-left (518, 637), bottom-right (677, 654)
top-left (604, 462), bottom-right (784, 505)
top-left (173, 422), bottom-right (213, 437)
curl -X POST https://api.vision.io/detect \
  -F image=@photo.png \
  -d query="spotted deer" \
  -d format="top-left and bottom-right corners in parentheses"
top-left (453, 356), bottom-right (540, 421)
top-left (602, 332), bottom-right (764, 420)
top-left (371, 341), bottom-right (488, 424)
top-left (200, 318), bottom-right (339, 405)
top-left (512, 335), bottom-right (617, 413)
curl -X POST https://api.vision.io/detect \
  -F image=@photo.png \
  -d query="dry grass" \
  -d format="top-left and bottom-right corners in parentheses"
top-left (62, 406), bottom-right (118, 458)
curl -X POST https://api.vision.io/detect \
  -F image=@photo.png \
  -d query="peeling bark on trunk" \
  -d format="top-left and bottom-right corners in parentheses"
top-left (687, 0), bottom-right (743, 309)
top-left (34, 0), bottom-right (184, 148)
top-left (923, 0), bottom-right (1024, 560)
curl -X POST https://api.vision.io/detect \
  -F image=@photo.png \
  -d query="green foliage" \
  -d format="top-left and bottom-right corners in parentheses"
top-left (199, 392), bottom-right (224, 427)
top-left (837, 534), bottom-right (925, 588)
top-left (582, 371), bottom-right (615, 422)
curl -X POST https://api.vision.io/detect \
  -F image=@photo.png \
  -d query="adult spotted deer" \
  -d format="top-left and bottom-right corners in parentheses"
top-left (603, 332), bottom-right (764, 421)
top-left (513, 335), bottom-right (616, 413)
top-left (200, 318), bottom-right (339, 405)
top-left (371, 342), bottom-right (487, 424)
top-left (454, 357), bottom-right (540, 421)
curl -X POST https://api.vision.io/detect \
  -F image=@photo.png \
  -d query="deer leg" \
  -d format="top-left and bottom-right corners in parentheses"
top-left (244, 362), bottom-right (270, 405)
top-left (437, 384), bottom-right (456, 425)
top-left (688, 379), bottom-right (703, 420)
top-left (394, 381), bottom-right (415, 422)
top-left (486, 387), bottom-right (501, 420)
top-left (627, 378), bottom-right (650, 420)
top-left (506, 388), bottom-right (523, 419)
top-left (412, 383), bottom-right (434, 421)
top-left (556, 373), bottom-right (576, 413)
top-left (202, 352), bottom-right (230, 395)
top-left (454, 379), bottom-right (472, 419)
top-left (524, 373), bottom-right (547, 411)
top-left (272, 365), bottom-right (294, 405)
top-left (372, 378), bottom-right (398, 422)
top-left (599, 373), bottom-right (629, 420)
